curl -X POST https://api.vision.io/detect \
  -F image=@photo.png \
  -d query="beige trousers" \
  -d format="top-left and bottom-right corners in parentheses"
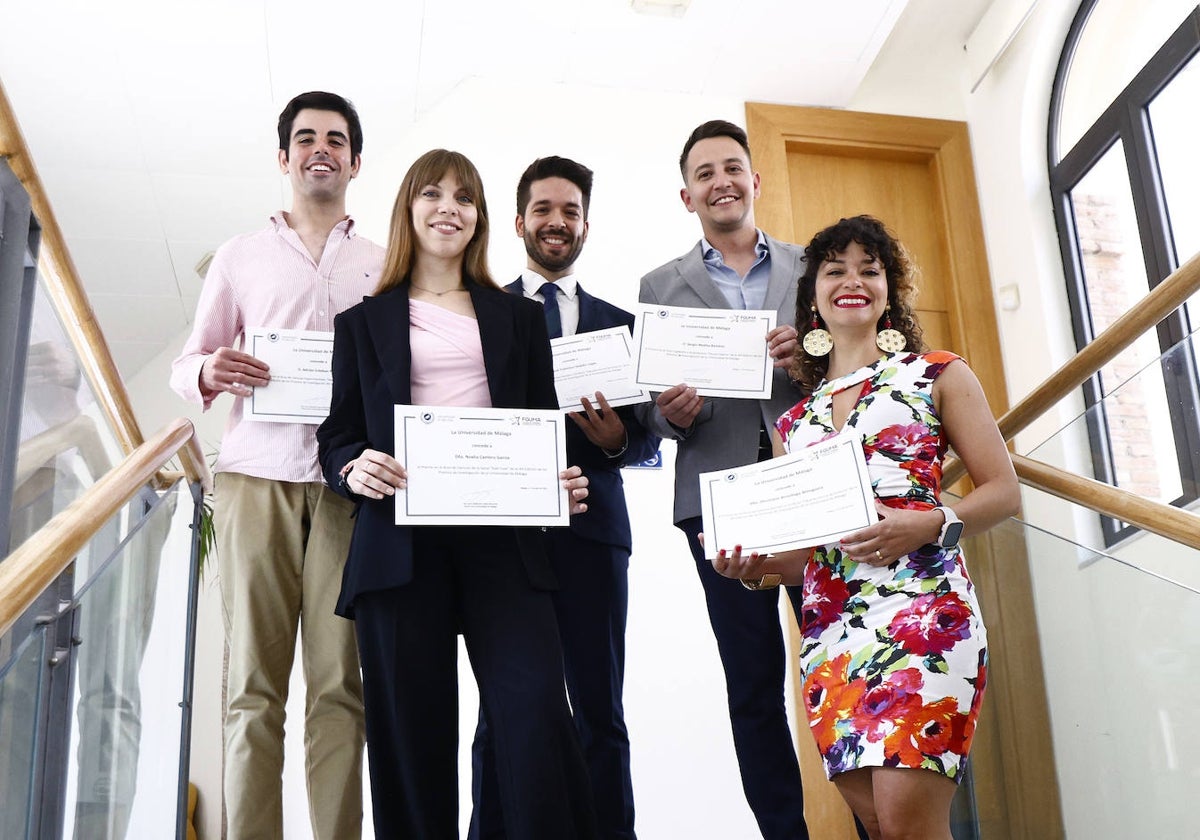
top-left (214, 473), bottom-right (363, 840)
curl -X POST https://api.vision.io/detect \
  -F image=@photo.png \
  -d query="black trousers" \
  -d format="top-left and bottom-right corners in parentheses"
top-left (354, 526), bottom-right (599, 840)
top-left (471, 531), bottom-right (635, 839)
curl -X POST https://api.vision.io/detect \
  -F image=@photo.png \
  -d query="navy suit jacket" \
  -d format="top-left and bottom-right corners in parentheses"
top-left (317, 281), bottom-right (560, 618)
top-left (505, 278), bottom-right (659, 551)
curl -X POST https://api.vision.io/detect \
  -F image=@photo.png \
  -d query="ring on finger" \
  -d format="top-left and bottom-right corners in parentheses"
top-left (874, 549), bottom-right (883, 561)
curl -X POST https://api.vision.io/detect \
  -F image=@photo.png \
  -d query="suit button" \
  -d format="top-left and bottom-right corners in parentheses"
top-left (541, 526), bottom-right (548, 532)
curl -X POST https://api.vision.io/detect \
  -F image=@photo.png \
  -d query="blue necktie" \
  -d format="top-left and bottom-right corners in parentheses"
top-left (539, 282), bottom-right (562, 339)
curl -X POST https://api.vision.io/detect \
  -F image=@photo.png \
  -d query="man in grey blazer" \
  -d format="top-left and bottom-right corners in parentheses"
top-left (637, 120), bottom-right (810, 840)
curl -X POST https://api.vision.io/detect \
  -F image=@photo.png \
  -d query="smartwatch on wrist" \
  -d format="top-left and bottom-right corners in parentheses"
top-left (936, 506), bottom-right (963, 549)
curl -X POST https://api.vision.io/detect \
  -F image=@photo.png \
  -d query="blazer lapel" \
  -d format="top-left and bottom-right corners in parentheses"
top-left (678, 244), bottom-right (731, 310)
top-left (576, 283), bottom-right (598, 332)
top-left (762, 234), bottom-right (803, 314)
top-left (470, 282), bottom-right (514, 407)
top-left (503, 277), bottom-right (523, 295)
top-left (363, 287), bottom-right (413, 405)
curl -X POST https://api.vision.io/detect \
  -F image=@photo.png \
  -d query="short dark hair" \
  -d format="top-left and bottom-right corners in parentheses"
top-left (516, 156), bottom-right (594, 218)
top-left (277, 91), bottom-right (364, 160)
top-left (678, 120), bottom-right (752, 181)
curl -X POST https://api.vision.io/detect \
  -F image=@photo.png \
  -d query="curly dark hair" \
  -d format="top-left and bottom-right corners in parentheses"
top-left (790, 215), bottom-right (925, 392)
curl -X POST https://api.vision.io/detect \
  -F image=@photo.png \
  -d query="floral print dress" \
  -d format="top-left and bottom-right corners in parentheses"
top-left (776, 350), bottom-right (986, 781)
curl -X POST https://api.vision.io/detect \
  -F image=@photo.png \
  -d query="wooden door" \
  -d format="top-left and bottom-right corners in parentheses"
top-left (745, 102), bottom-right (1063, 839)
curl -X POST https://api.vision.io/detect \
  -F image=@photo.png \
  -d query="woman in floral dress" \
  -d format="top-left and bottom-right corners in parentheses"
top-left (711, 215), bottom-right (1019, 840)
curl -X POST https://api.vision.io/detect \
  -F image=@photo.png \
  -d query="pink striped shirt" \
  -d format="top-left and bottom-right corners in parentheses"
top-left (170, 213), bottom-right (384, 483)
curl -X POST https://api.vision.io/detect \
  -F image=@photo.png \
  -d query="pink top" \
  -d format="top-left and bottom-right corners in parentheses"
top-left (409, 298), bottom-right (491, 407)
top-left (170, 213), bottom-right (384, 482)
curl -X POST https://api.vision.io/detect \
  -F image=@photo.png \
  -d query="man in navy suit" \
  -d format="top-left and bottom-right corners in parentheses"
top-left (470, 156), bottom-right (658, 840)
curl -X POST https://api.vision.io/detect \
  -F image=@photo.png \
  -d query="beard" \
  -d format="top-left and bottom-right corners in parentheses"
top-left (525, 229), bottom-right (584, 275)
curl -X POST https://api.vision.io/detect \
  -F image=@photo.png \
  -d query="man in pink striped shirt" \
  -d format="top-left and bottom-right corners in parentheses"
top-left (170, 91), bottom-right (383, 840)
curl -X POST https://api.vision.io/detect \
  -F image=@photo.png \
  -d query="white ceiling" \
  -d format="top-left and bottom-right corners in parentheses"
top-left (0, 0), bottom-right (993, 379)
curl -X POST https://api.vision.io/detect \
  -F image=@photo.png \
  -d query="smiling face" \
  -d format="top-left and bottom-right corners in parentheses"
top-left (277, 108), bottom-right (359, 203)
top-left (517, 176), bottom-right (589, 279)
top-left (680, 136), bottom-right (760, 236)
top-left (409, 171), bottom-right (479, 264)
top-left (814, 240), bottom-right (890, 333)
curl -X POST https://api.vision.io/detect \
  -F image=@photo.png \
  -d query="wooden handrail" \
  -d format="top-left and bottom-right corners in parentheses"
top-left (0, 418), bottom-right (211, 638)
top-left (1012, 454), bottom-right (1200, 550)
top-left (177, 433), bottom-right (213, 495)
top-left (0, 77), bottom-right (144, 457)
top-left (996, 248), bottom-right (1200, 444)
top-left (944, 248), bottom-right (1200, 487)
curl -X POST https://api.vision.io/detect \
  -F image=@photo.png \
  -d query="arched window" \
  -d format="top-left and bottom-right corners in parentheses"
top-left (1048, 1), bottom-right (1200, 545)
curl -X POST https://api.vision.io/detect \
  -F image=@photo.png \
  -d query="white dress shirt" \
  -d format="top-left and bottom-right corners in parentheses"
top-left (519, 268), bottom-right (580, 337)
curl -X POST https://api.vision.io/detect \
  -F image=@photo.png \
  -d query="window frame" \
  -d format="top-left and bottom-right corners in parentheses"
top-left (1048, 2), bottom-right (1200, 545)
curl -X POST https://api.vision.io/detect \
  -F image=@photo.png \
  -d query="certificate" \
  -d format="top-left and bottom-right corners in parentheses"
top-left (394, 405), bottom-right (569, 527)
top-left (631, 304), bottom-right (776, 399)
top-left (245, 328), bottom-right (334, 424)
top-left (550, 326), bottom-right (650, 410)
top-left (698, 433), bottom-right (877, 560)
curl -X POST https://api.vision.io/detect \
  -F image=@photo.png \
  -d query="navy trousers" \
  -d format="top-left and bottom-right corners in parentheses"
top-left (678, 516), bottom-right (811, 840)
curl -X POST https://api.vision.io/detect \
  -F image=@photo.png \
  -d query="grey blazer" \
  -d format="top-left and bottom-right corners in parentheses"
top-left (637, 234), bottom-right (804, 523)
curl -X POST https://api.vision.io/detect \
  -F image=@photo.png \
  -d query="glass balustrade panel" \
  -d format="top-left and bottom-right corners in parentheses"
top-left (0, 626), bottom-right (50, 840)
top-left (62, 479), bottom-right (195, 840)
top-left (1011, 503), bottom-right (1198, 839)
top-left (9, 278), bottom-right (125, 558)
top-left (946, 507), bottom-right (1198, 839)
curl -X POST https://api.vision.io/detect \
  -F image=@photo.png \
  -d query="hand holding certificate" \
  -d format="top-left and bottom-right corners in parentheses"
top-left (631, 304), bottom-right (776, 399)
top-left (698, 433), bottom-right (877, 560)
top-left (394, 406), bottom-right (570, 527)
top-left (244, 327), bottom-right (334, 424)
top-left (550, 326), bottom-right (649, 410)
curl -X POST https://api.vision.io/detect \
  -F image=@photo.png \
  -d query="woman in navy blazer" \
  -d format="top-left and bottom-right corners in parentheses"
top-left (317, 149), bottom-right (599, 839)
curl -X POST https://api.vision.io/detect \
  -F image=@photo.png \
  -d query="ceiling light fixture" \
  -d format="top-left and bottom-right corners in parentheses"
top-left (630, 0), bottom-right (691, 18)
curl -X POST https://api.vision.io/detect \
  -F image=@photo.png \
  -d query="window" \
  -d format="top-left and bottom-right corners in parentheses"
top-left (1049, 2), bottom-right (1200, 544)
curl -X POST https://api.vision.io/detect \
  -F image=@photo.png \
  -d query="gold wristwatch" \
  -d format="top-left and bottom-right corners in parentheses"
top-left (740, 574), bottom-right (782, 591)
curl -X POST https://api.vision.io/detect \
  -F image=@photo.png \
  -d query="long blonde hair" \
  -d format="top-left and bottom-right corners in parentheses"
top-left (375, 149), bottom-right (497, 294)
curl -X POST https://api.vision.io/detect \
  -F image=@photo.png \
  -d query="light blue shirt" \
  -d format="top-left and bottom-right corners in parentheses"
top-left (700, 229), bottom-right (770, 310)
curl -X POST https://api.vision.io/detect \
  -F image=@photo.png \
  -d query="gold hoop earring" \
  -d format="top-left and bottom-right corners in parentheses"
top-left (803, 305), bottom-right (833, 357)
top-left (876, 306), bottom-right (906, 353)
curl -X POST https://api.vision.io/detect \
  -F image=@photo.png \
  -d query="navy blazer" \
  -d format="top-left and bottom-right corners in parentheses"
top-left (505, 279), bottom-right (660, 551)
top-left (317, 281), bottom-right (560, 618)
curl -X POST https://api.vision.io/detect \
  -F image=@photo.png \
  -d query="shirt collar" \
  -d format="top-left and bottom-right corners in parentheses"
top-left (521, 267), bottom-right (578, 299)
top-left (700, 229), bottom-right (768, 264)
top-left (270, 212), bottom-right (357, 238)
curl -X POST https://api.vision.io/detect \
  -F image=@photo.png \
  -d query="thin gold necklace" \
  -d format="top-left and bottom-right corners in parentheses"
top-left (410, 283), bottom-right (466, 296)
